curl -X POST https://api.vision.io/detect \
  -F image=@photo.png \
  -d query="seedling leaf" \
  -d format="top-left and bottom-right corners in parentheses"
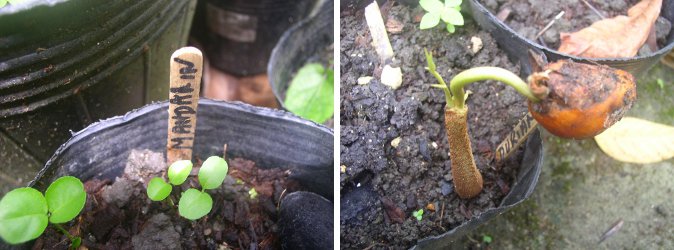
top-left (178, 189), bottom-right (212, 220)
top-left (147, 177), bottom-right (172, 201)
top-left (420, 0), bottom-right (443, 12)
top-left (446, 23), bottom-right (455, 33)
top-left (420, 12), bottom-right (441, 29)
top-left (198, 156), bottom-right (228, 190)
top-left (284, 63), bottom-right (334, 123)
top-left (249, 188), bottom-right (258, 199)
top-left (45, 176), bottom-right (86, 224)
top-left (441, 8), bottom-right (464, 25)
top-left (445, 0), bottom-right (462, 7)
top-left (413, 209), bottom-right (424, 221)
top-left (0, 187), bottom-right (48, 244)
top-left (168, 160), bottom-right (193, 185)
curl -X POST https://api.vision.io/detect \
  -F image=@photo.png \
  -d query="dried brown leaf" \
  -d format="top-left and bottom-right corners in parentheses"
top-left (594, 117), bottom-right (674, 163)
top-left (557, 0), bottom-right (662, 58)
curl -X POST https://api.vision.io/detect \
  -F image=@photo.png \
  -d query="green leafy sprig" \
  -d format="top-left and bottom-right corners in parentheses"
top-left (419, 0), bottom-right (464, 33)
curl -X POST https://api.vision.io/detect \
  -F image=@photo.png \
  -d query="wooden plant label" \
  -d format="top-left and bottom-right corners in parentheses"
top-left (167, 47), bottom-right (203, 164)
top-left (495, 113), bottom-right (538, 162)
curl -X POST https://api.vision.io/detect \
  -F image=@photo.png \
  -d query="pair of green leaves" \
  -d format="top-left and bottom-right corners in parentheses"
top-left (0, 176), bottom-right (86, 244)
top-left (146, 156), bottom-right (228, 220)
top-left (284, 63), bottom-right (334, 124)
top-left (419, 0), bottom-right (464, 33)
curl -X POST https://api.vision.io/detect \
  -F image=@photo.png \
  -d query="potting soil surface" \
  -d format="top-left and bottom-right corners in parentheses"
top-left (340, 3), bottom-right (528, 249)
top-left (35, 149), bottom-right (295, 250)
top-left (481, 0), bottom-right (670, 54)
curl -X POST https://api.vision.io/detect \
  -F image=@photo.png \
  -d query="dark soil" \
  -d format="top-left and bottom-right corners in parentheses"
top-left (34, 149), bottom-right (298, 250)
top-left (481, 0), bottom-right (671, 54)
top-left (340, 3), bottom-right (528, 249)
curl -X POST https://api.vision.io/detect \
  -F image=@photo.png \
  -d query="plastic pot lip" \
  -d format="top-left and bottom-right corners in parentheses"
top-left (467, 0), bottom-right (674, 69)
top-left (0, 0), bottom-right (190, 117)
top-left (410, 129), bottom-right (544, 249)
top-left (29, 98), bottom-right (333, 189)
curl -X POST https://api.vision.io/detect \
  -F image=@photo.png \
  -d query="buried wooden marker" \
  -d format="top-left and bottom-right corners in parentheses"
top-left (167, 47), bottom-right (203, 165)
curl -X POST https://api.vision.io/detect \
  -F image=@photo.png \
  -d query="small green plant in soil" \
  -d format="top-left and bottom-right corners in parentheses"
top-left (0, 176), bottom-right (86, 247)
top-left (146, 156), bottom-right (228, 220)
top-left (412, 209), bottom-right (424, 221)
top-left (424, 48), bottom-right (636, 198)
top-left (419, 0), bottom-right (464, 33)
top-left (284, 62), bottom-right (334, 124)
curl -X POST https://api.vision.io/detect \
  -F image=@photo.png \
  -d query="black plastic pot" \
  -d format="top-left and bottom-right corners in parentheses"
top-left (192, 0), bottom-right (316, 76)
top-left (268, 0), bottom-right (334, 109)
top-left (1, 99), bottom-right (332, 249)
top-left (466, 0), bottom-right (674, 76)
top-left (30, 99), bottom-right (333, 200)
top-left (341, 130), bottom-right (543, 249)
top-left (0, 0), bottom-right (197, 192)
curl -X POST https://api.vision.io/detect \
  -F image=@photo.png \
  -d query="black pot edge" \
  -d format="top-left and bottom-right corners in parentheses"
top-left (267, 1), bottom-right (334, 110)
top-left (467, 0), bottom-right (674, 65)
top-left (29, 98), bottom-right (334, 189)
top-left (410, 129), bottom-right (544, 250)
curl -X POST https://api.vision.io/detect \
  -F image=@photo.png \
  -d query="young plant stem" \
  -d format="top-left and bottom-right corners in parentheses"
top-left (52, 223), bottom-right (74, 241)
top-left (449, 67), bottom-right (540, 109)
top-left (424, 49), bottom-right (542, 199)
top-left (445, 107), bottom-right (483, 199)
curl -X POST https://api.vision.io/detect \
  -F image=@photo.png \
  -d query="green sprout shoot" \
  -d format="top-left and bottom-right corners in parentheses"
top-left (413, 209), bottom-right (424, 221)
top-left (419, 0), bottom-right (464, 33)
top-left (248, 188), bottom-right (258, 199)
top-left (424, 48), bottom-right (540, 199)
top-left (0, 176), bottom-right (86, 247)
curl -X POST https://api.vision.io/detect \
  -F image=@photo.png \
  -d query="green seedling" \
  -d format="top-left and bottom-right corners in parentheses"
top-left (482, 235), bottom-right (493, 244)
top-left (657, 78), bottom-right (665, 89)
top-left (0, 176), bottom-right (86, 247)
top-left (284, 62), bottom-right (334, 123)
top-left (424, 48), bottom-right (541, 199)
top-left (413, 209), bottom-right (424, 221)
top-left (248, 188), bottom-right (258, 199)
top-left (419, 0), bottom-right (464, 33)
top-left (146, 156), bottom-right (228, 220)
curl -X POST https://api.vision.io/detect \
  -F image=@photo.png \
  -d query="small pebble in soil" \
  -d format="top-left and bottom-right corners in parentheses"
top-left (101, 177), bottom-right (136, 208)
top-left (358, 76), bottom-right (373, 85)
top-left (381, 65), bottom-right (403, 89)
top-left (470, 36), bottom-right (483, 54)
top-left (124, 149), bottom-right (166, 184)
top-left (278, 191), bottom-right (333, 249)
top-left (131, 213), bottom-right (181, 250)
top-left (441, 181), bottom-right (454, 196)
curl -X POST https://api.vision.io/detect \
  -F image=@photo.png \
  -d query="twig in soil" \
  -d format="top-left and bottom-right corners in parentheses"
top-left (581, 0), bottom-right (606, 19)
top-left (222, 144), bottom-right (228, 161)
top-left (440, 202), bottom-right (445, 220)
top-left (364, 1), bottom-right (394, 64)
top-left (535, 11), bottom-right (565, 40)
top-left (599, 219), bottom-right (623, 244)
top-left (277, 188), bottom-right (288, 209)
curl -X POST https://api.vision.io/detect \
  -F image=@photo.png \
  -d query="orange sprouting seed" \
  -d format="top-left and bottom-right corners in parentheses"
top-left (528, 60), bottom-right (637, 139)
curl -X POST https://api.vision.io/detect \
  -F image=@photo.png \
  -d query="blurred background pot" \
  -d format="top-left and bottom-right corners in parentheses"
top-left (268, 0), bottom-right (334, 110)
top-left (192, 0), bottom-right (317, 76)
top-left (0, 0), bottom-right (197, 194)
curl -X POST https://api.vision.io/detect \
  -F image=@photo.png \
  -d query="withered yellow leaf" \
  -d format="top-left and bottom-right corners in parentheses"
top-left (595, 117), bottom-right (674, 164)
top-left (558, 0), bottom-right (662, 58)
